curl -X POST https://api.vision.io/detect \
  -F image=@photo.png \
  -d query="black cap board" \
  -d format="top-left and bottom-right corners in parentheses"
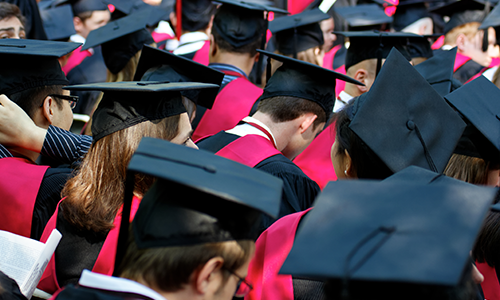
top-left (414, 47), bottom-right (458, 96)
top-left (64, 81), bottom-right (219, 142)
top-left (269, 8), bottom-right (330, 56)
top-left (444, 76), bottom-right (500, 163)
top-left (213, 0), bottom-right (288, 13)
top-left (258, 50), bottom-right (364, 116)
top-left (133, 45), bottom-right (224, 109)
top-left (39, 3), bottom-right (76, 41)
top-left (393, 1), bottom-right (431, 31)
top-left (346, 48), bottom-right (466, 174)
top-left (280, 180), bottom-right (495, 289)
top-left (407, 35), bottom-right (433, 59)
top-left (431, 0), bottom-right (489, 34)
top-left (335, 31), bottom-right (417, 73)
top-left (334, 4), bottom-right (393, 30)
top-left (71, 0), bottom-right (108, 15)
top-left (113, 137), bottom-right (283, 273)
top-left (103, 0), bottom-right (171, 27)
top-left (82, 9), bottom-right (154, 74)
top-left (480, 3), bottom-right (500, 29)
top-left (212, 0), bottom-right (288, 49)
top-left (0, 39), bottom-right (81, 95)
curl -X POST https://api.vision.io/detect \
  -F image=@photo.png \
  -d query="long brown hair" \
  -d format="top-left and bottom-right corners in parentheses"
top-left (444, 153), bottom-right (491, 185)
top-left (61, 115), bottom-right (180, 233)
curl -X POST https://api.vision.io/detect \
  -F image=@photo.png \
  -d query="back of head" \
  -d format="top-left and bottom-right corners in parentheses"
top-left (179, 0), bottom-right (217, 32)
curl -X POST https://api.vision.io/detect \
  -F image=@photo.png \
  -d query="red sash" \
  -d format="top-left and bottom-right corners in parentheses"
top-left (38, 196), bottom-right (142, 294)
top-left (216, 134), bottom-right (280, 168)
top-left (334, 65), bottom-right (347, 98)
top-left (293, 122), bottom-right (337, 190)
top-left (62, 46), bottom-right (92, 75)
top-left (0, 157), bottom-right (48, 237)
top-left (192, 40), bottom-right (210, 66)
top-left (431, 36), bottom-right (445, 50)
top-left (322, 44), bottom-right (342, 71)
top-left (151, 31), bottom-right (174, 44)
top-left (192, 74), bottom-right (263, 142)
top-left (477, 262), bottom-right (500, 300)
top-left (245, 209), bottom-right (312, 300)
top-left (454, 52), bottom-right (472, 72)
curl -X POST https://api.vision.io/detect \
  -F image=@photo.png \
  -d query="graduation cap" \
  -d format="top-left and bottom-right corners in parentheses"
top-left (392, 0), bottom-right (433, 31)
top-left (102, 0), bottom-right (171, 26)
top-left (279, 179), bottom-right (495, 293)
top-left (334, 4), bottom-right (393, 30)
top-left (269, 8), bottom-right (330, 57)
top-left (414, 47), bottom-right (458, 96)
top-left (480, 2), bottom-right (500, 29)
top-left (258, 50), bottom-right (364, 116)
top-left (431, 0), bottom-right (489, 34)
top-left (407, 35), bottom-right (433, 59)
top-left (71, 0), bottom-right (108, 15)
top-left (82, 9), bottom-right (154, 74)
top-left (335, 31), bottom-right (417, 74)
top-left (133, 45), bottom-right (224, 109)
top-left (346, 48), bottom-right (466, 174)
top-left (113, 137), bottom-right (283, 273)
top-left (444, 76), bottom-right (500, 164)
top-left (0, 39), bottom-right (81, 95)
top-left (212, 0), bottom-right (288, 49)
top-left (39, 4), bottom-right (76, 41)
top-left (63, 81), bottom-right (219, 142)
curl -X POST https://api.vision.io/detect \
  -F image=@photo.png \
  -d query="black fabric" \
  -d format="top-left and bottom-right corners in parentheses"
top-left (393, 3), bottom-right (431, 31)
top-left (178, 51), bottom-right (196, 60)
top-left (275, 22), bottom-right (325, 55)
top-left (55, 207), bottom-right (107, 288)
top-left (292, 277), bottom-right (327, 300)
top-left (0, 272), bottom-right (26, 300)
top-left (71, 0), bottom-right (108, 15)
top-left (453, 59), bottom-right (484, 84)
top-left (55, 284), bottom-right (155, 300)
top-left (31, 167), bottom-right (73, 241)
top-left (408, 37), bottom-right (433, 59)
top-left (39, 4), bottom-right (76, 41)
top-left (4, 0), bottom-right (48, 40)
top-left (197, 131), bottom-right (320, 233)
top-left (181, 0), bottom-right (216, 32)
top-left (332, 45), bottom-right (346, 70)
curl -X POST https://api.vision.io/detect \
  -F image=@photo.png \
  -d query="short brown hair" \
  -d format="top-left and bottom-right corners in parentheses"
top-left (119, 231), bottom-right (254, 293)
top-left (0, 2), bottom-right (25, 25)
top-left (444, 22), bottom-right (480, 45)
top-left (8, 85), bottom-right (64, 118)
top-left (257, 96), bottom-right (326, 130)
top-left (444, 153), bottom-right (499, 185)
top-left (212, 27), bottom-right (263, 57)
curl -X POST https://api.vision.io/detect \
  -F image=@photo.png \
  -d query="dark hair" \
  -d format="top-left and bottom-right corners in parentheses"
top-left (75, 11), bottom-right (93, 22)
top-left (333, 101), bottom-right (393, 179)
top-left (8, 85), bottom-right (64, 118)
top-left (257, 96), bottom-right (326, 130)
top-left (473, 210), bottom-right (500, 268)
top-left (212, 25), bottom-right (263, 57)
top-left (175, 2), bottom-right (216, 32)
top-left (0, 2), bottom-right (25, 26)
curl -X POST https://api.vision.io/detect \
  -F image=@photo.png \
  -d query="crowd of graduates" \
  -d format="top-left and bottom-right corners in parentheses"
top-left (1, 0), bottom-right (500, 299)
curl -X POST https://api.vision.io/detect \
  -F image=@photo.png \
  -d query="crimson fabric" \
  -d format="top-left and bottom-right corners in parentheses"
top-left (322, 44), bottom-right (342, 71)
top-left (192, 40), bottom-right (210, 66)
top-left (0, 157), bottom-right (48, 237)
top-left (477, 261), bottom-right (500, 300)
top-left (454, 52), bottom-right (472, 72)
top-left (334, 65), bottom-right (347, 98)
top-left (293, 122), bottom-right (337, 190)
top-left (38, 197), bottom-right (142, 294)
top-left (216, 134), bottom-right (280, 167)
top-left (192, 76), bottom-right (263, 142)
top-left (245, 209), bottom-right (312, 300)
top-left (62, 47), bottom-right (93, 75)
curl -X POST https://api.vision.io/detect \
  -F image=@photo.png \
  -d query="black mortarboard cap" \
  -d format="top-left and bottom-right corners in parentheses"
top-left (336, 31), bottom-right (416, 72)
top-left (82, 9), bottom-right (154, 74)
top-left (212, 0), bottom-right (288, 48)
top-left (102, 0), bottom-right (171, 26)
top-left (415, 47), bottom-right (457, 96)
top-left (133, 45), bottom-right (223, 109)
top-left (444, 76), bottom-right (500, 163)
top-left (393, 1), bottom-right (431, 31)
top-left (431, 0), bottom-right (488, 34)
top-left (269, 8), bottom-right (329, 55)
top-left (347, 48), bottom-right (466, 174)
top-left (128, 137), bottom-right (283, 249)
top-left (480, 3), bottom-right (500, 29)
top-left (280, 180), bottom-right (495, 288)
top-left (39, 4), bottom-right (76, 41)
top-left (0, 39), bottom-right (80, 95)
top-left (64, 81), bottom-right (219, 142)
top-left (407, 35), bottom-right (433, 59)
top-left (258, 50), bottom-right (363, 116)
top-left (71, 0), bottom-right (108, 15)
top-left (334, 4), bottom-right (393, 30)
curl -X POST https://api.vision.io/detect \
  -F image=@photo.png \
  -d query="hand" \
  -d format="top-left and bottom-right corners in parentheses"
top-left (0, 95), bottom-right (47, 153)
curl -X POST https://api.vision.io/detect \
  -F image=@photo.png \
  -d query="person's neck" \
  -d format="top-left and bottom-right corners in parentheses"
top-left (210, 51), bottom-right (256, 76)
top-left (252, 112), bottom-right (296, 152)
top-left (343, 84), bottom-right (361, 98)
top-left (8, 148), bottom-right (38, 163)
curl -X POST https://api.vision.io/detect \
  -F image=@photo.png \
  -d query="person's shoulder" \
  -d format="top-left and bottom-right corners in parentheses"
top-left (196, 131), bottom-right (239, 153)
top-left (54, 284), bottom-right (124, 300)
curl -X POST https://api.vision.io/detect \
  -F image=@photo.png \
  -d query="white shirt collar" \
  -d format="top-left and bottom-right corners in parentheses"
top-left (333, 91), bottom-right (354, 113)
top-left (441, 45), bottom-right (454, 51)
top-left (78, 270), bottom-right (167, 300)
top-left (173, 32), bottom-right (209, 55)
top-left (226, 116), bottom-right (278, 148)
top-left (70, 34), bottom-right (86, 44)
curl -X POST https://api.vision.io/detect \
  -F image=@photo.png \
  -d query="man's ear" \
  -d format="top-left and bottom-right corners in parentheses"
top-left (209, 34), bottom-right (217, 59)
top-left (299, 113), bottom-right (318, 134)
top-left (353, 69), bottom-right (369, 94)
top-left (456, 33), bottom-right (468, 53)
top-left (73, 16), bottom-right (83, 33)
top-left (41, 96), bottom-right (56, 126)
top-left (194, 257), bottom-right (224, 295)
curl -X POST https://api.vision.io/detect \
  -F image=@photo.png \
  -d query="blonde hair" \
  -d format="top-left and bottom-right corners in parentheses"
top-left (444, 153), bottom-right (491, 185)
top-left (444, 22), bottom-right (481, 46)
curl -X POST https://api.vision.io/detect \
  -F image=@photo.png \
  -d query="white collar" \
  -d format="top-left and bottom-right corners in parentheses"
top-left (226, 116), bottom-right (278, 148)
top-left (78, 270), bottom-right (167, 300)
top-left (441, 45), bottom-right (454, 51)
top-left (178, 32), bottom-right (209, 45)
top-left (70, 34), bottom-right (86, 44)
top-left (333, 91), bottom-right (354, 113)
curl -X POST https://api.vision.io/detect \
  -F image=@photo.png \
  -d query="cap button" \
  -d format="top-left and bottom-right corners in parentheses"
top-left (406, 120), bottom-right (415, 130)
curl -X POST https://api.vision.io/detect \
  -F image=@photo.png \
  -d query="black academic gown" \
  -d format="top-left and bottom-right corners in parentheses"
top-left (197, 131), bottom-right (320, 232)
top-left (0, 271), bottom-right (26, 300)
top-left (54, 284), bottom-right (155, 300)
top-left (453, 59), bottom-right (484, 84)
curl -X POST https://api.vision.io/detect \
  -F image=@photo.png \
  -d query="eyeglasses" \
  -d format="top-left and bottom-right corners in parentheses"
top-left (224, 268), bottom-right (253, 298)
top-left (44, 94), bottom-right (79, 109)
